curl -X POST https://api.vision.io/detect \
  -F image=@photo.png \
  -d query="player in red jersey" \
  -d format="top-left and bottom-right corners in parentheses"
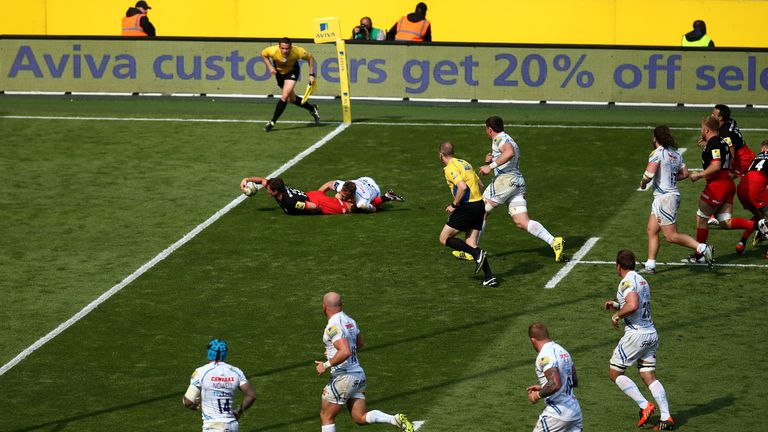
top-left (240, 176), bottom-right (354, 215)
top-left (306, 190), bottom-right (355, 214)
top-left (713, 104), bottom-right (755, 177)
top-left (711, 104), bottom-right (764, 253)
top-left (687, 117), bottom-right (756, 264)
top-left (735, 140), bottom-right (768, 253)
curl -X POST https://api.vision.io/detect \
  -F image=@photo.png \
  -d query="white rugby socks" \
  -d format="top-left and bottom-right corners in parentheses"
top-left (527, 220), bottom-right (555, 245)
top-left (649, 380), bottom-right (671, 420)
top-left (615, 375), bottom-right (649, 408)
top-left (321, 424), bottom-right (336, 432)
top-left (365, 410), bottom-right (396, 425)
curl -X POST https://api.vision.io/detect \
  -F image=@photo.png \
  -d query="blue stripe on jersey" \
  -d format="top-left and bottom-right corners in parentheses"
top-left (541, 416), bottom-right (550, 432)
top-left (330, 380), bottom-right (341, 402)
top-left (547, 400), bottom-right (562, 415)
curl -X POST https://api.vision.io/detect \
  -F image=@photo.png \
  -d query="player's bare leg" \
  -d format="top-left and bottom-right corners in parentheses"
top-left (643, 214), bottom-right (662, 273)
top-left (320, 399), bottom-right (346, 432)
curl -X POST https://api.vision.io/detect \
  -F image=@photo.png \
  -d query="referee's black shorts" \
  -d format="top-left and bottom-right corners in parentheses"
top-left (276, 63), bottom-right (301, 88)
top-left (446, 200), bottom-right (485, 232)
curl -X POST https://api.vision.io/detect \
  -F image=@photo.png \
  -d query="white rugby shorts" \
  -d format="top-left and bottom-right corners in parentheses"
top-left (651, 193), bottom-right (680, 226)
top-left (322, 372), bottom-right (367, 405)
top-left (483, 173), bottom-right (527, 213)
top-left (203, 420), bottom-right (238, 432)
top-left (533, 414), bottom-right (583, 432)
top-left (610, 331), bottom-right (659, 372)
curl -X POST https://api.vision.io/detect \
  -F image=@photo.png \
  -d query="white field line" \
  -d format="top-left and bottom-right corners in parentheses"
top-left (2, 115), bottom-right (768, 132)
top-left (580, 260), bottom-right (768, 269)
top-left (544, 237), bottom-right (601, 289)
top-left (0, 123), bottom-right (350, 377)
top-left (637, 148), bottom-right (690, 192)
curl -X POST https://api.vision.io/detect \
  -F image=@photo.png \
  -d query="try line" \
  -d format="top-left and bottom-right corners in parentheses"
top-left (0, 123), bottom-right (350, 377)
top-left (579, 260), bottom-right (768, 269)
top-left (3, 115), bottom-right (768, 132)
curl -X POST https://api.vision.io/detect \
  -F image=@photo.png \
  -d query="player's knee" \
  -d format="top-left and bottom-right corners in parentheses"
top-left (351, 413), bottom-right (367, 425)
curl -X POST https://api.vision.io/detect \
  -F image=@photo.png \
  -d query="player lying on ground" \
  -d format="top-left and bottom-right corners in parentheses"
top-left (240, 176), bottom-right (354, 215)
top-left (318, 177), bottom-right (404, 212)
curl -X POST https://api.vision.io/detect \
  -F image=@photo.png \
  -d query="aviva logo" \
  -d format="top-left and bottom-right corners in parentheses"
top-left (314, 17), bottom-right (341, 43)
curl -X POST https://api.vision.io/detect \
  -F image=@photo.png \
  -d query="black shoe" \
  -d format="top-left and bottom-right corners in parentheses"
top-left (311, 105), bottom-right (320, 124)
top-left (653, 417), bottom-right (675, 430)
top-left (264, 121), bottom-right (275, 132)
top-left (385, 189), bottom-right (405, 202)
top-left (474, 250), bottom-right (487, 274)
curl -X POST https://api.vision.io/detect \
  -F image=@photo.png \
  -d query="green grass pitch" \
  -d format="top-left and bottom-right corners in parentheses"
top-left (1, 95), bottom-right (767, 431)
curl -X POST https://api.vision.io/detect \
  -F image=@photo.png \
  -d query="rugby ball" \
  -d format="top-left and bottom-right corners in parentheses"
top-left (243, 181), bottom-right (258, 196)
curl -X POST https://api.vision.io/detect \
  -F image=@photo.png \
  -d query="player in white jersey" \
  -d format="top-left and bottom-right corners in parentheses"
top-left (526, 323), bottom-right (582, 432)
top-left (603, 250), bottom-right (675, 430)
top-left (182, 339), bottom-right (257, 432)
top-left (314, 292), bottom-right (414, 432)
top-left (639, 126), bottom-right (714, 274)
top-left (319, 177), bottom-right (404, 212)
top-left (478, 116), bottom-right (566, 262)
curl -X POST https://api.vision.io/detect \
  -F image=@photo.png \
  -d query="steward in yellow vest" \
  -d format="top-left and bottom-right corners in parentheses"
top-left (681, 20), bottom-right (714, 47)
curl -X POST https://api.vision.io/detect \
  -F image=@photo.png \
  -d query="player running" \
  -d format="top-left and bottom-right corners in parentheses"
top-left (182, 339), bottom-right (257, 431)
top-left (687, 116), bottom-right (754, 264)
top-left (735, 139), bottom-right (768, 252)
top-left (604, 250), bottom-right (675, 431)
top-left (526, 322), bottom-right (583, 432)
top-left (315, 292), bottom-right (415, 432)
top-left (478, 116), bottom-right (566, 263)
top-left (638, 125), bottom-right (713, 274)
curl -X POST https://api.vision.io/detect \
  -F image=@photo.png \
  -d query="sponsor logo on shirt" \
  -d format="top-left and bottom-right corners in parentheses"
top-left (211, 376), bottom-right (235, 382)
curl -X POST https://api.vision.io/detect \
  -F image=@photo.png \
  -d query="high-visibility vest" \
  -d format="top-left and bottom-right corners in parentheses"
top-left (122, 14), bottom-right (147, 36)
top-left (681, 34), bottom-right (711, 47)
top-left (395, 16), bottom-right (429, 42)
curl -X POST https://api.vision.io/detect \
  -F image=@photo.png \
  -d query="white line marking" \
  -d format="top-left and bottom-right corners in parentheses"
top-left (2, 115), bottom-right (767, 132)
top-left (580, 260), bottom-right (768, 269)
top-left (545, 237), bottom-right (601, 289)
top-left (413, 420), bottom-right (425, 430)
top-left (0, 123), bottom-right (350, 377)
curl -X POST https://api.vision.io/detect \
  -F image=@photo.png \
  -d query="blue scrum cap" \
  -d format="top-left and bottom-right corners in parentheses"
top-left (207, 339), bottom-right (228, 361)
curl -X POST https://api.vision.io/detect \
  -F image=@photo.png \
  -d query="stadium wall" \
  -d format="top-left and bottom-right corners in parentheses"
top-left (3, 38), bottom-right (767, 105)
top-left (1, 0), bottom-right (767, 48)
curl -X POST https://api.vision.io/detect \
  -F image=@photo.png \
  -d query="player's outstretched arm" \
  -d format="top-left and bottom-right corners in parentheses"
top-left (318, 181), bottom-right (335, 193)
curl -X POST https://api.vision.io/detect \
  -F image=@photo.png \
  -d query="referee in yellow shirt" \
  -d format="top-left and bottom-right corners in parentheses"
top-left (261, 37), bottom-right (320, 132)
top-left (438, 141), bottom-right (497, 286)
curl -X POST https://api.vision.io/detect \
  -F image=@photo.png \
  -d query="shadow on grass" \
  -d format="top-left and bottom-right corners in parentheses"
top-left (10, 292), bottom-right (597, 431)
top-left (13, 297), bottom-right (753, 431)
top-left (673, 395), bottom-right (735, 428)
